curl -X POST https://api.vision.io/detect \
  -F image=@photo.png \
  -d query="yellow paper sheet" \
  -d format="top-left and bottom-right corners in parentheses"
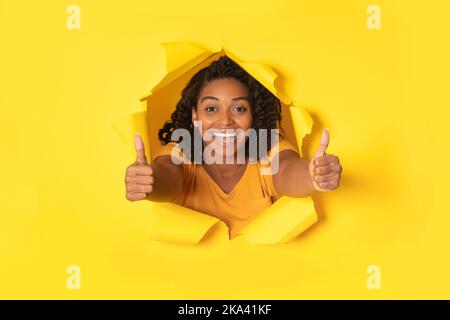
top-left (112, 42), bottom-right (318, 245)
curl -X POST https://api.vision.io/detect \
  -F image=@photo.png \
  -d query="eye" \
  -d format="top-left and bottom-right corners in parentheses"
top-left (205, 106), bottom-right (217, 112)
top-left (233, 105), bottom-right (247, 112)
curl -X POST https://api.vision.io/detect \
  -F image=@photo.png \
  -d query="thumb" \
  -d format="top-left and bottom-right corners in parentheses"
top-left (313, 128), bottom-right (330, 159)
top-left (134, 132), bottom-right (148, 165)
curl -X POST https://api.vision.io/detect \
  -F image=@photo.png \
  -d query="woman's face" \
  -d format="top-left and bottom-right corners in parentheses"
top-left (192, 77), bottom-right (253, 158)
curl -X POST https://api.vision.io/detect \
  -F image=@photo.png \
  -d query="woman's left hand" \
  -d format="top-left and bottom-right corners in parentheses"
top-left (308, 128), bottom-right (342, 192)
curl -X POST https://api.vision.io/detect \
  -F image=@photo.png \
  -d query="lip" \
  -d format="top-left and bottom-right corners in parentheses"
top-left (209, 130), bottom-right (238, 147)
top-left (212, 134), bottom-right (236, 147)
top-left (204, 128), bottom-right (248, 150)
top-left (212, 132), bottom-right (237, 138)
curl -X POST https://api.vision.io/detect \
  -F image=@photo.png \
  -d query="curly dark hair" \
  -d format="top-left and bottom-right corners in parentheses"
top-left (158, 55), bottom-right (285, 161)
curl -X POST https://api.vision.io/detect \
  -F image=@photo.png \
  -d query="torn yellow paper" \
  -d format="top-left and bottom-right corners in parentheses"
top-left (237, 196), bottom-right (317, 244)
top-left (111, 111), bottom-right (152, 160)
top-left (147, 201), bottom-right (223, 245)
top-left (112, 41), bottom-right (318, 245)
top-left (289, 106), bottom-right (314, 158)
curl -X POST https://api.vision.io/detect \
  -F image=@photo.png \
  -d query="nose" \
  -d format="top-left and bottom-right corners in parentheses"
top-left (217, 110), bottom-right (234, 126)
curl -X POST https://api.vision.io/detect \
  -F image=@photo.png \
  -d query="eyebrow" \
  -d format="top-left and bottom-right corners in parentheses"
top-left (199, 96), bottom-right (250, 103)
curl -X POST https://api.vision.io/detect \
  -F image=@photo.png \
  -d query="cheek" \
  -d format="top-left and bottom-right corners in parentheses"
top-left (194, 115), bottom-right (213, 134)
top-left (237, 113), bottom-right (253, 130)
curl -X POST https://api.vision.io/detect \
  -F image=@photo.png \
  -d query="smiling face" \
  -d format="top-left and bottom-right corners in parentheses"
top-left (192, 77), bottom-right (253, 159)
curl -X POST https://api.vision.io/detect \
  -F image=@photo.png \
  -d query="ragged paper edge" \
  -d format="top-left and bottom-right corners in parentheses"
top-left (236, 104), bottom-right (316, 244)
top-left (237, 196), bottom-right (317, 244)
top-left (111, 110), bottom-right (152, 161)
top-left (113, 41), bottom-right (318, 245)
top-left (112, 107), bottom-right (317, 245)
top-left (147, 202), bottom-right (223, 245)
top-left (141, 42), bottom-right (292, 105)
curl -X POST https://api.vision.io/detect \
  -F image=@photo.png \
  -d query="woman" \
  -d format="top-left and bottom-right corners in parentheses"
top-left (125, 56), bottom-right (342, 238)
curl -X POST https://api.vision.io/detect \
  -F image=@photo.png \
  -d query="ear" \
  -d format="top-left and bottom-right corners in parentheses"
top-left (192, 107), bottom-right (197, 123)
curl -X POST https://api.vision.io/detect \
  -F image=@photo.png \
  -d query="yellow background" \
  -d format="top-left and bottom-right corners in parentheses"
top-left (1, 0), bottom-right (449, 299)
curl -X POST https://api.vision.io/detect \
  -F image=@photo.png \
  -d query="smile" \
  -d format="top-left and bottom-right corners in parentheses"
top-left (212, 132), bottom-right (237, 138)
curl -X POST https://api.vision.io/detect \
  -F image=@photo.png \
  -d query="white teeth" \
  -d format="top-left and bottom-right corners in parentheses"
top-left (212, 132), bottom-right (237, 138)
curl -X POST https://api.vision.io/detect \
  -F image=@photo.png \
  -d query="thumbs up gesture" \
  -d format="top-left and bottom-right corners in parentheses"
top-left (125, 133), bottom-right (154, 201)
top-left (308, 128), bottom-right (342, 192)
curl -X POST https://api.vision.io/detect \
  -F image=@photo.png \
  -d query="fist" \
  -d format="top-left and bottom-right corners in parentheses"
top-left (125, 133), bottom-right (154, 201)
top-left (308, 128), bottom-right (342, 192)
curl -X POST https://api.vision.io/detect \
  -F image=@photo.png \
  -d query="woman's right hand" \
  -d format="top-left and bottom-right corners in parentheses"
top-left (125, 133), bottom-right (154, 201)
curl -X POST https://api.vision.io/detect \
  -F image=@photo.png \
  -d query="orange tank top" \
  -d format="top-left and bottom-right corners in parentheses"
top-left (152, 139), bottom-right (299, 238)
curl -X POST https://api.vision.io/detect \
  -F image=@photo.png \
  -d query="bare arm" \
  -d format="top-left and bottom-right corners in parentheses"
top-left (146, 155), bottom-right (183, 202)
top-left (273, 129), bottom-right (342, 197)
top-left (273, 150), bottom-right (317, 197)
top-left (125, 133), bottom-right (183, 203)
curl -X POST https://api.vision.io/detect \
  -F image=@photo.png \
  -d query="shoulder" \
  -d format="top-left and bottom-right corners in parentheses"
top-left (262, 138), bottom-right (299, 164)
top-left (272, 138), bottom-right (301, 171)
top-left (270, 138), bottom-right (299, 155)
top-left (256, 138), bottom-right (300, 170)
top-left (152, 142), bottom-right (184, 162)
top-left (152, 142), bottom-right (197, 179)
top-left (256, 139), bottom-right (300, 199)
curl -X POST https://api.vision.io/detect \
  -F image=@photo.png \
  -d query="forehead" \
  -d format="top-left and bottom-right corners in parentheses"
top-left (198, 78), bottom-right (249, 98)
